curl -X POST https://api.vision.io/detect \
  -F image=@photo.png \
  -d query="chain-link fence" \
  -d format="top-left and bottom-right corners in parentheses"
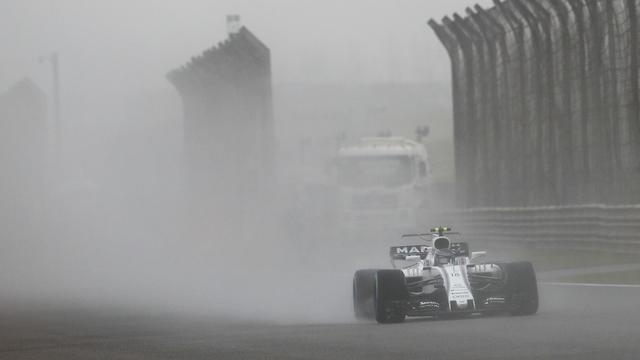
top-left (430, 0), bottom-right (640, 209)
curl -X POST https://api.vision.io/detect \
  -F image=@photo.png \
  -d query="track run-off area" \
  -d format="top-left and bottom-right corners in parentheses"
top-left (1, 282), bottom-right (639, 360)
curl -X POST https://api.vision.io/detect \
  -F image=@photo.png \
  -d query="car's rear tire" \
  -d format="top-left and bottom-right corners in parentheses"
top-left (353, 269), bottom-right (377, 320)
top-left (374, 270), bottom-right (408, 324)
top-left (502, 261), bottom-right (538, 316)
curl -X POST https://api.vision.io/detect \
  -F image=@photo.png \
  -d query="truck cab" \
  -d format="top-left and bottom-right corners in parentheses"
top-left (334, 137), bottom-right (431, 230)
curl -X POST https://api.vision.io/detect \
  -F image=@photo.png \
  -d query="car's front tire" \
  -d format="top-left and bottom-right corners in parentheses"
top-left (502, 261), bottom-right (539, 316)
top-left (374, 270), bottom-right (408, 324)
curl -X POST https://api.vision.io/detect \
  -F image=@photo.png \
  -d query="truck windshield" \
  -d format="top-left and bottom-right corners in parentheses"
top-left (337, 156), bottom-right (413, 188)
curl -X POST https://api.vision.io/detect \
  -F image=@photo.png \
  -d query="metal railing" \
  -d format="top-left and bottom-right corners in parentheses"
top-left (430, 0), bottom-right (640, 208)
top-left (443, 204), bottom-right (640, 251)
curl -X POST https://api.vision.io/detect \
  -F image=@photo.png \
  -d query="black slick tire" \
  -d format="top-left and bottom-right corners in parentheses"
top-left (502, 261), bottom-right (539, 316)
top-left (374, 270), bottom-right (408, 324)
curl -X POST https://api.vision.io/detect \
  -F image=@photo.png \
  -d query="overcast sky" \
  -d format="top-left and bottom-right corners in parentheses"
top-left (0, 0), bottom-right (498, 119)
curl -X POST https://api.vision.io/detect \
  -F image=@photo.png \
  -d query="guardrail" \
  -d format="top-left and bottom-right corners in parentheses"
top-left (433, 205), bottom-right (640, 252)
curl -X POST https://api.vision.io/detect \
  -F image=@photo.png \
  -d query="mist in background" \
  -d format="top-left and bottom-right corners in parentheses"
top-left (0, 0), bottom-right (490, 323)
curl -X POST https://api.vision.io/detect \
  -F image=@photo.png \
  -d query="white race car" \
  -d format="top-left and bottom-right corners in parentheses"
top-left (353, 227), bottom-right (538, 323)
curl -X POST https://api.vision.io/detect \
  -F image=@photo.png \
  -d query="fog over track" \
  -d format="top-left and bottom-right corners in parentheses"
top-left (1, 283), bottom-right (639, 360)
top-left (2, 1), bottom-right (638, 359)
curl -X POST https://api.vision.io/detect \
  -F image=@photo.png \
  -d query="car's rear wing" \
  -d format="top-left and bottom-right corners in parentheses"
top-left (389, 242), bottom-right (470, 260)
top-left (390, 245), bottom-right (429, 260)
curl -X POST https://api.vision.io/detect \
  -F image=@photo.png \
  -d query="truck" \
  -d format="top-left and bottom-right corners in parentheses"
top-left (334, 136), bottom-right (431, 231)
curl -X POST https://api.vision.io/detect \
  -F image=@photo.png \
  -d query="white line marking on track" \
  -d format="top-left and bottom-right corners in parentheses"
top-left (540, 282), bottom-right (640, 288)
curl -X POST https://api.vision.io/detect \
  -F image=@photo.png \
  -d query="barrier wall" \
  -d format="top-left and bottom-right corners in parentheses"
top-left (440, 204), bottom-right (640, 252)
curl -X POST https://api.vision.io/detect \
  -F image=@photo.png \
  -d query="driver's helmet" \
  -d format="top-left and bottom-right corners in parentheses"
top-left (434, 248), bottom-right (456, 265)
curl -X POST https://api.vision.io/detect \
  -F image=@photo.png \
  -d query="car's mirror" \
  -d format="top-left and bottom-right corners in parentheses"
top-left (471, 251), bottom-right (487, 260)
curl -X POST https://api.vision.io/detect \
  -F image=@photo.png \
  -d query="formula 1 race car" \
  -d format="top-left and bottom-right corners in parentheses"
top-left (353, 227), bottom-right (538, 323)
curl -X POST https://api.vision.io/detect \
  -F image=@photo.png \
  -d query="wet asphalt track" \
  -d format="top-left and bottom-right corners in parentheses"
top-left (1, 283), bottom-right (639, 360)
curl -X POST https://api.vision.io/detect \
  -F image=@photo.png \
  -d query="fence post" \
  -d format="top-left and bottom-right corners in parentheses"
top-left (527, 0), bottom-right (561, 204)
top-left (512, 0), bottom-right (547, 205)
top-left (494, 0), bottom-right (529, 206)
top-left (443, 16), bottom-right (477, 207)
top-left (585, 1), bottom-right (611, 202)
top-left (476, 5), bottom-right (513, 206)
top-left (548, 0), bottom-right (576, 204)
top-left (566, 0), bottom-right (591, 200)
top-left (603, 0), bottom-right (622, 180)
top-left (467, 7), bottom-right (502, 206)
top-left (627, 0), bottom-right (640, 174)
top-left (454, 13), bottom-right (490, 207)
top-left (429, 19), bottom-right (466, 208)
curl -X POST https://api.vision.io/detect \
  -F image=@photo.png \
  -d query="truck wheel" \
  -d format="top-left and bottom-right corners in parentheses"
top-left (353, 269), bottom-right (377, 320)
top-left (374, 270), bottom-right (408, 324)
top-left (502, 261), bottom-right (539, 316)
